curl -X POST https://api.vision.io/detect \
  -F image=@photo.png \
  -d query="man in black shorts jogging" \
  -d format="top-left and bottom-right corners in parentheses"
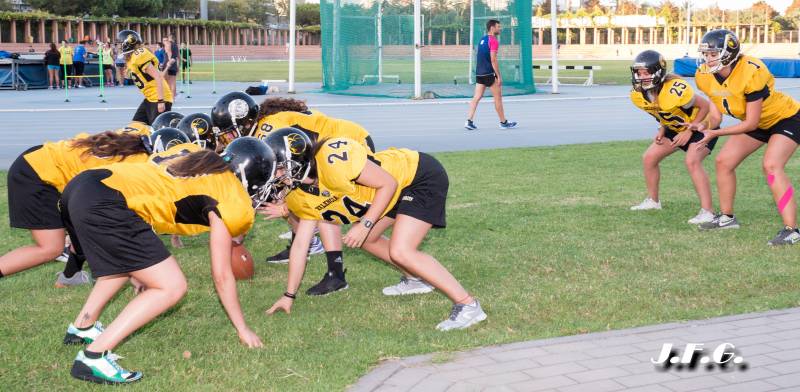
top-left (465, 19), bottom-right (517, 131)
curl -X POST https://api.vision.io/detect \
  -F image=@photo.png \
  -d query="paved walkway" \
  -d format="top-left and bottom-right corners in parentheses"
top-left (349, 307), bottom-right (800, 392)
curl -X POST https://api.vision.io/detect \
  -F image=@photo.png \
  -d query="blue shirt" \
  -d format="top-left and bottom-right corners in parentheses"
top-left (476, 35), bottom-right (499, 76)
top-left (73, 45), bottom-right (86, 62)
top-left (155, 48), bottom-right (166, 65)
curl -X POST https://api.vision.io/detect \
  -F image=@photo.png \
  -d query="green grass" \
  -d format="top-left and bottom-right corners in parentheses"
top-left (2, 140), bottom-right (799, 391)
top-left (188, 59), bottom-right (632, 86)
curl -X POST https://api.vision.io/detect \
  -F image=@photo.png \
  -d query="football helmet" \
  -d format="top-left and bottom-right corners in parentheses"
top-left (116, 30), bottom-right (142, 54)
top-left (697, 29), bottom-right (740, 74)
top-left (221, 137), bottom-right (278, 208)
top-left (176, 113), bottom-right (215, 150)
top-left (149, 127), bottom-right (190, 153)
top-left (211, 92), bottom-right (259, 148)
top-left (152, 111), bottom-right (185, 131)
top-left (263, 127), bottom-right (313, 187)
top-left (630, 50), bottom-right (667, 91)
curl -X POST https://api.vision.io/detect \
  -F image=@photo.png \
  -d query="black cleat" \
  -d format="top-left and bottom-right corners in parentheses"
top-left (306, 270), bottom-right (348, 296)
top-left (265, 247), bottom-right (290, 264)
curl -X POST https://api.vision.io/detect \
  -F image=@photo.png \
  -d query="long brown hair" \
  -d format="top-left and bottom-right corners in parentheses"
top-left (259, 97), bottom-right (309, 118)
top-left (306, 137), bottom-right (331, 180)
top-left (166, 149), bottom-right (231, 177)
top-left (70, 131), bottom-right (148, 159)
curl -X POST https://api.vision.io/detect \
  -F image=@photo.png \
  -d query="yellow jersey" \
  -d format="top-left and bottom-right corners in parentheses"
top-left (630, 78), bottom-right (699, 132)
top-left (23, 128), bottom-right (152, 193)
top-left (286, 138), bottom-right (418, 224)
top-left (59, 46), bottom-right (73, 65)
top-left (99, 161), bottom-right (254, 237)
top-left (253, 110), bottom-right (370, 145)
top-left (695, 55), bottom-right (800, 129)
top-left (126, 47), bottom-right (173, 103)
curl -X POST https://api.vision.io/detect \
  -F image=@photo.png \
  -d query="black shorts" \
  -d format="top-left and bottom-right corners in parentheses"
top-left (385, 153), bottom-right (448, 228)
top-left (746, 111), bottom-right (800, 144)
top-left (61, 169), bottom-right (171, 278)
top-left (167, 63), bottom-right (178, 76)
top-left (133, 99), bottom-right (173, 125)
top-left (7, 146), bottom-right (64, 230)
top-left (476, 74), bottom-right (495, 87)
top-left (663, 129), bottom-right (719, 152)
top-left (102, 64), bottom-right (112, 71)
top-left (62, 64), bottom-right (73, 76)
top-left (72, 61), bottom-right (85, 76)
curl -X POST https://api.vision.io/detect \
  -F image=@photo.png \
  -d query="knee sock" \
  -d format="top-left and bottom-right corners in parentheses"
top-left (326, 251), bottom-right (344, 277)
top-left (63, 253), bottom-right (85, 278)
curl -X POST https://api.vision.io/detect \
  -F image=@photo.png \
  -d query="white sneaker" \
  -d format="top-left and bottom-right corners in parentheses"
top-left (436, 300), bottom-right (487, 331)
top-left (688, 208), bottom-right (715, 224)
top-left (55, 246), bottom-right (70, 263)
top-left (630, 197), bottom-right (662, 211)
top-left (63, 321), bottom-right (104, 344)
top-left (308, 235), bottom-right (325, 255)
top-left (278, 230), bottom-right (292, 240)
top-left (382, 276), bottom-right (434, 296)
top-left (71, 350), bottom-right (142, 384)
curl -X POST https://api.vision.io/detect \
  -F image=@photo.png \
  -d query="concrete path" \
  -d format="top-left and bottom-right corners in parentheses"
top-left (349, 307), bottom-right (800, 392)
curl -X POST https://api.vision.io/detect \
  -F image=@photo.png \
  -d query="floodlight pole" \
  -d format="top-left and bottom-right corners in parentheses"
top-left (288, 0), bottom-right (297, 93)
top-left (414, 0), bottom-right (422, 98)
top-left (550, 0), bottom-right (558, 93)
top-left (685, 0), bottom-right (691, 55)
top-left (468, 0), bottom-right (474, 84)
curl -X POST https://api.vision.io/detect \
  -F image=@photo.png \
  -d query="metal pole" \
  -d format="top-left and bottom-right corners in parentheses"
top-left (468, 0), bottom-right (474, 84)
top-left (212, 42), bottom-right (217, 94)
top-left (186, 42), bottom-right (192, 98)
top-left (550, 0), bottom-right (558, 93)
top-left (686, 0), bottom-right (691, 55)
top-left (63, 61), bottom-right (70, 102)
top-left (288, 0), bottom-right (297, 93)
top-left (414, 0), bottom-right (422, 98)
top-left (378, 2), bottom-right (383, 83)
top-left (98, 42), bottom-right (106, 103)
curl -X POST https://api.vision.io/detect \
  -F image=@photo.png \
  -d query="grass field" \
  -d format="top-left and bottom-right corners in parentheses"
top-left (188, 59), bottom-right (632, 86)
top-left (1, 140), bottom-right (799, 391)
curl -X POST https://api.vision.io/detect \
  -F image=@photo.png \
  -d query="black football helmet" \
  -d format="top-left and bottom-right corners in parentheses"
top-left (211, 92), bottom-right (259, 148)
top-left (630, 50), bottom-right (667, 91)
top-left (263, 127), bottom-right (313, 187)
top-left (152, 111), bottom-right (185, 131)
top-left (150, 127), bottom-right (191, 153)
top-left (221, 137), bottom-right (277, 208)
top-left (698, 29), bottom-right (740, 74)
top-left (177, 113), bottom-right (215, 150)
top-left (117, 30), bottom-right (142, 54)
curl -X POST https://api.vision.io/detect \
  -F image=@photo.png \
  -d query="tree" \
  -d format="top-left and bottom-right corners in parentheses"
top-left (617, 0), bottom-right (638, 15)
top-left (296, 3), bottom-right (320, 26)
top-left (787, 0), bottom-right (800, 16)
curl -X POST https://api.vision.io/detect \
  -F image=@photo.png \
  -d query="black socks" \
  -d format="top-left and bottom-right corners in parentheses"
top-left (62, 253), bottom-right (85, 278)
top-left (326, 251), bottom-right (344, 277)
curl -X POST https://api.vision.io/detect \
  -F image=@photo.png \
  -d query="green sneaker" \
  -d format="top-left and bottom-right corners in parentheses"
top-left (63, 321), bottom-right (104, 345)
top-left (71, 350), bottom-right (142, 384)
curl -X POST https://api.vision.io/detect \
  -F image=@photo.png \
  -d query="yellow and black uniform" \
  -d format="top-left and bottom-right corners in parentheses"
top-left (287, 138), bottom-right (449, 227)
top-left (60, 161), bottom-right (254, 277)
top-left (254, 110), bottom-right (375, 152)
top-left (7, 128), bottom-right (151, 230)
top-left (696, 55), bottom-right (800, 144)
top-left (126, 47), bottom-right (173, 125)
top-left (630, 78), bottom-right (718, 151)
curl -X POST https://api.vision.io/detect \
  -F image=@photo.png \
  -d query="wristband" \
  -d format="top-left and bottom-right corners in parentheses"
top-left (283, 291), bottom-right (297, 299)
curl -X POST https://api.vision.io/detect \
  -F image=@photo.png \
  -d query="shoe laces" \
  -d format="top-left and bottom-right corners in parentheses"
top-left (104, 352), bottom-right (125, 373)
top-left (447, 303), bottom-right (465, 321)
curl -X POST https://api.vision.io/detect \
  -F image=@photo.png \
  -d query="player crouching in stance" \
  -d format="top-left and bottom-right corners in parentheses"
top-left (694, 30), bottom-right (800, 245)
top-left (64, 137), bottom-right (275, 384)
top-left (0, 123), bottom-right (152, 284)
top-left (265, 132), bottom-right (486, 331)
top-left (629, 50), bottom-right (720, 225)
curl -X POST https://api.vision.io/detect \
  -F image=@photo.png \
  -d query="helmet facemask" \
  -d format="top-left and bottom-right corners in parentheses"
top-left (630, 64), bottom-right (664, 91)
top-left (697, 33), bottom-right (739, 74)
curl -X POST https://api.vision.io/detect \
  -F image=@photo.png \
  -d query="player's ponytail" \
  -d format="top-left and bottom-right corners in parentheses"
top-left (259, 97), bottom-right (309, 118)
top-left (70, 131), bottom-right (149, 159)
top-left (166, 149), bottom-right (231, 177)
top-left (305, 137), bottom-right (331, 180)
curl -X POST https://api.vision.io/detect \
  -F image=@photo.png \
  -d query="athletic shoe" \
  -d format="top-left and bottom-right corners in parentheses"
top-left (55, 247), bottom-right (70, 263)
top-left (55, 271), bottom-right (91, 288)
top-left (499, 120), bottom-right (518, 129)
top-left (264, 246), bottom-right (310, 264)
top-left (436, 300), bottom-right (487, 331)
top-left (71, 350), bottom-right (142, 384)
top-left (630, 197), bottom-right (662, 211)
top-left (306, 270), bottom-right (348, 296)
top-left (464, 120), bottom-right (477, 131)
top-left (767, 226), bottom-right (800, 246)
top-left (63, 321), bottom-right (104, 345)
top-left (687, 208), bottom-right (715, 225)
top-left (698, 214), bottom-right (740, 231)
top-left (278, 230), bottom-right (293, 240)
top-left (76, 85), bottom-right (85, 89)
top-left (382, 276), bottom-right (434, 296)
top-left (309, 235), bottom-right (325, 255)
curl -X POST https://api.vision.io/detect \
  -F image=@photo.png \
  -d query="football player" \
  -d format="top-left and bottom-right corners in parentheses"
top-left (117, 30), bottom-right (173, 125)
top-left (0, 123), bottom-right (154, 285)
top-left (210, 91), bottom-right (259, 151)
top-left (629, 50), bottom-right (720, 225)
top-left (265, 135), bottom-right (487, 331)
top-left (63, 137), bottom-right (275, 384)
top-left (694, 30), bottom-right (800, 245)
